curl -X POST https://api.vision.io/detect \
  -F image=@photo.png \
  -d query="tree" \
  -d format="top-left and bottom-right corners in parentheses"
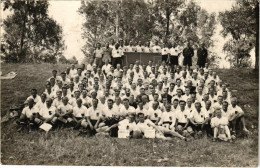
top-left (152, 0), bottom-right (184, 43)
top-left (219, 0), bottom-right (259, 69)
top-left (2, 0), bottom-right (64, 63)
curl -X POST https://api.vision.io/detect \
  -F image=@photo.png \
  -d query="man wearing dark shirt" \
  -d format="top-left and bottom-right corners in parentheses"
top-left (197, 43), bottom-right (208, 68)
top-left (183, 42), bottom-right (194, 67)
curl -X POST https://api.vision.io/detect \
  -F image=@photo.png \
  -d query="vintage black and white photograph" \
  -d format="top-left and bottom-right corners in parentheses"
top-left (0, 0), bottom-right (259, 166)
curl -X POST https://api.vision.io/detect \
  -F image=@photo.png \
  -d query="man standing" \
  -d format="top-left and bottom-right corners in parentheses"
top-left (183, 42), bottom-right (194, 67)
top-left (197, 43), bottom-right (208, 68)
top-left (112, 43), bottom-right (123, 68)
top-left (103, 42), bottom-right (112, 64)
top-left (94, 42), bottom-right (104, 68)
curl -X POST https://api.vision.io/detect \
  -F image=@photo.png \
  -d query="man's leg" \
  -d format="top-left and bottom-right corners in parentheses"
top-left (213, 127), bottom-right (218, 141)
top-left (224, 125), bottom-right (232, 140)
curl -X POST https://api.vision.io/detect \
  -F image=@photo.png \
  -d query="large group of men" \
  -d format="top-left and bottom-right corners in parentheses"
top-left (18, 40), bottom-right (250, 142)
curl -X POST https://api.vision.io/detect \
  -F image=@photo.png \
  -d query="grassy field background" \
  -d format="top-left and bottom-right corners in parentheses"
top-left (1, 63), bottom-right (259, 166)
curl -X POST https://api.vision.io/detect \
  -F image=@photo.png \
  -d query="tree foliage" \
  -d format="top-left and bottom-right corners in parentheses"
top-left (79, 0), bottom-right (217, 59)
top-left (2, 0), bottom-right (65, 63)
top-left (219, 0), bottom-right (259, 68)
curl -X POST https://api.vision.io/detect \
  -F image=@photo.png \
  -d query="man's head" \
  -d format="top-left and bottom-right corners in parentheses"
top-left (46, 98), bottom-right (53, 107)
top-left (27, 98), bottom-right (35, 107)
top-left (31, 88), bottom-right (37, 97)
top-left (179, 100), bottom-right (186, 110)
top-left (107, 99), bottom-right (114, 109)
top-left (92, 98), bottom-right (98, 108)
top-left (215, 108), bottom-right (222, 118)
top-left (76, 98), bottom-right (82, 107)
top-left (62, 96), bottom-right (69, 105)
top-left (195, 102), bottom-right (202, 111)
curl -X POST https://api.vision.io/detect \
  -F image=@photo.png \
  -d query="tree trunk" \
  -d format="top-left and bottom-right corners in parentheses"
top-left (165, 9), bottom-right (170, 44)
top-left (255, 2), bottom-right (259, 70)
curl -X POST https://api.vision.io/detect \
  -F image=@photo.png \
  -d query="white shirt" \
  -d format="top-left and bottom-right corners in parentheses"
top-left (85, 106), bottom-right (102, 120)
top-left (152, 45), bottom-right (161, 53)
top-left (120, 106), bottom-right (136, 116)
top-left (102, 106), bottom-right (116, 118)
top-left (112, 49), bottom-right (122, 58)
top-left (21, 106), bottom-right (38, 118)
top-left (170, 47), bottom-right (180, 56)
top-left (102, 64), bottom-right (112, 74)
top-left (39, 105), bottom-right (56, 119)
top-left (73, 105), bottom-right (87, 118)
top-left (193, 108), bottom-right (209, 123)
top-left (160, 111), bottom-right (176, 128)
top-left (136, 45), bottom-right (144, 52)
top-left (136, 119), bottom-right (155, 132)
top-left (147, 108), bottom-right (162, 121)
top-left (57, 104), bottom-right (73, 115)
top-left (161, 48), bottom-right (169, 55)
top-left (211, 116), bottom-right (229, 127)
top-left (26, 95), bottom-right (41, 104)
top-left (118, 119), bottom-right (137, 131)
top-left (176, 108), bottom-right (193, 124)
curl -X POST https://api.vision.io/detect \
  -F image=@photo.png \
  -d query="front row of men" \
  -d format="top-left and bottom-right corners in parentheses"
top-left (19, 91), bottom-right (247, 142)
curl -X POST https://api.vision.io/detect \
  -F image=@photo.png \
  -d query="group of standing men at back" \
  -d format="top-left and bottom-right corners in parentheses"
top-left (93, 39), bottom-right (208, 68)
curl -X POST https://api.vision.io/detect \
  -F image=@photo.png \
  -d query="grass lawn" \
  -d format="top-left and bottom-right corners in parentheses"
top-left (1, 63), bottom-right (259, 166)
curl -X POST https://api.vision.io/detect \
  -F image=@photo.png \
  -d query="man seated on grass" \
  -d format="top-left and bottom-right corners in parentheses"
top-left (175, 100), bottom-right (194, 136)
top-left (211, 108), bottom-right (232, 142)
top-left (72, 98), bottom-right (87, 129)
top-left (136, 112), bottom-right (186, 140)
top-left (17, 98), bottom-right (38, 132)
top-left (189, 102), bottom-right (210, 137)
top-left (35, 98), bottom-right (57, 126)
top-left (228, 97), bottom-right (249, 135)
top-left (81, 98), bottom-right (102, 136)
top-left (147, 101), bottom-right (162, 125)
top-left (56, 97), bottom-right (73, 126)
top-left (158, 104), bottom-right (176, 130)
top-left (96, 99), bottom-right (120, 137)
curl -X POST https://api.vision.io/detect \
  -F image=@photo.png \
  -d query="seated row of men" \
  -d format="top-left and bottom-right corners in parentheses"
top-left (18, 62), bottom-right (249, 141)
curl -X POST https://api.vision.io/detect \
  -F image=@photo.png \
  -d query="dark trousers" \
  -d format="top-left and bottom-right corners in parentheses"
top-left (170, 56), bottom-right (179, 66)
top-left (183, 57), bottom-right (192, 66)
top-left (197, 58), bottom-right (206, 68)
top-left (112, 57), bottom-right (122, 68)
top-left (161, 55), bottom-right (168, 63)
